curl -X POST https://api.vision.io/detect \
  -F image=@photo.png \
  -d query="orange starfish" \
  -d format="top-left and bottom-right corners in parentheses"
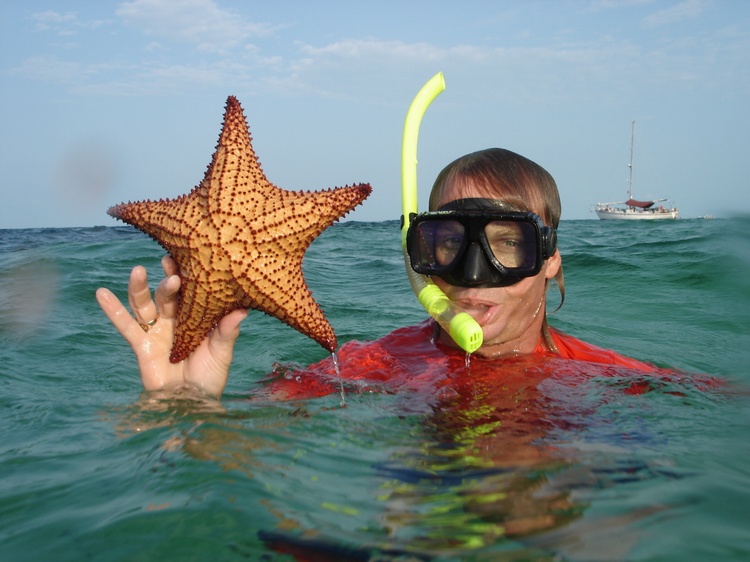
top-left (108, 96), bottom-right (371, 362)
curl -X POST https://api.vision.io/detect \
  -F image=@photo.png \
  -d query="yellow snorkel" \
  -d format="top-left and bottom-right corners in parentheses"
top-left (401, 72), bottom-right (483, 354)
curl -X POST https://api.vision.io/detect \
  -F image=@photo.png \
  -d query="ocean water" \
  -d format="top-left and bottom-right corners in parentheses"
top-left (1, 218), bottom-right (749, 561)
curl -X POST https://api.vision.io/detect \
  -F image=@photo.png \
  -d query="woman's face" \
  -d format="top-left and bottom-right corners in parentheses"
top-left (432, 180), bottom-right (561, 357)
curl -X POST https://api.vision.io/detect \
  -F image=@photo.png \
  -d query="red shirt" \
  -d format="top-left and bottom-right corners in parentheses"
top-left (259, 320), bottom-right (665, 401)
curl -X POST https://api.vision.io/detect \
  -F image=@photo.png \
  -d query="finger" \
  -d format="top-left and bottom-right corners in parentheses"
top-left (155, 255), bottom-right (182, 320)
top-left (127, 266), bottom-right (157, 323)
top-left (161, 255), bottom-right (179, 277)
top-left (155, 272), bottom-right (181, 320)
top-left (96, 287), bottom-right (146, 347)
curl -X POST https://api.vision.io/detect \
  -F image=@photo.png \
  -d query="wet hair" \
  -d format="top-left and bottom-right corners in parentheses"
top-left (429, 148), bottom-right (565, 350)
top-left (429, 148), bottom-right (561, 227)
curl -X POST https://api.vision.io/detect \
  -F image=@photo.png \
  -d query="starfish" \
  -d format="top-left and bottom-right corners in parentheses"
top-left (107, 96), bottom-right (371, 362)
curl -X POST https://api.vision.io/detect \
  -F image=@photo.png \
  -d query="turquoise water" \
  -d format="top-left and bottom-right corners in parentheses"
top-left (1, 219), bottom-right (749, 561)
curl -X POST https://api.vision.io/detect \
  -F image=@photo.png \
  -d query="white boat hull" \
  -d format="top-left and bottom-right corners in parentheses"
top-left (595, 208), bottom-right (679, 220)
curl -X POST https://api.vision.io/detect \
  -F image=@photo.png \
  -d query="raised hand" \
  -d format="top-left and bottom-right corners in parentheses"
top-left (96, 255), bottom-right (247, 398)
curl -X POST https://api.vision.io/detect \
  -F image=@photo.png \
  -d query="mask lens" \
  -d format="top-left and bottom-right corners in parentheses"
top-left (484, 220), bottom-right (538, 271)
top-left (412, 219), bottom-right (465, 271)
top-left (432, 220), bottom-right (466, 267)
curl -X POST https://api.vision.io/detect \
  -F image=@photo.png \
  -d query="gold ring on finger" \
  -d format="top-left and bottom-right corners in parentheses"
top-left (139, 313), bottom-right (159, 333)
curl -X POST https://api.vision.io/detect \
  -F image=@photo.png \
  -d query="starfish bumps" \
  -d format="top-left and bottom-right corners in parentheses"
top-left (108, 96), bottom-right (371, 362)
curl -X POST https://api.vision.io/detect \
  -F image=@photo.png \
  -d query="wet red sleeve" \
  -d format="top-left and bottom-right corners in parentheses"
top-left (547, 327), bottom-right (655, 371)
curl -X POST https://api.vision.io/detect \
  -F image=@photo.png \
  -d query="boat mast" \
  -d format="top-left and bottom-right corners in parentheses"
top-left (627, 120), bottom-right (635, 200)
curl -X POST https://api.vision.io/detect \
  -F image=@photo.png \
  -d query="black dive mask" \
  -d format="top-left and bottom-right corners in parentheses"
top-left (406, 198), bottom-right (557, 288)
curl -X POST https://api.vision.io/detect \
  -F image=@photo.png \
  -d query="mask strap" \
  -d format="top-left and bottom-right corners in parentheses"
top-left (542, 226), bottom-right (558, 259)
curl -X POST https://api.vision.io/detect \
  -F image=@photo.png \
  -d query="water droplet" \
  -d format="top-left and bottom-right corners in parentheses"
top-left (331, 351), bottom-right (346, 407)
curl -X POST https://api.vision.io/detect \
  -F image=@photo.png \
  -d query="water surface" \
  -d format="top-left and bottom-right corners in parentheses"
top-left (1, 219), bottom-right (748, 560)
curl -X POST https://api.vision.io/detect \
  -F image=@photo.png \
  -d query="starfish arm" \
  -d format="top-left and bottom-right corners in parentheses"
top-left (205, 96), bottom-right (275, 219)
top-left (107, 192), bottom-right (204, 257)
top-left (221, 183), bottom-right (371, 352)
top-left (230, 250), bottom-right (337, 352)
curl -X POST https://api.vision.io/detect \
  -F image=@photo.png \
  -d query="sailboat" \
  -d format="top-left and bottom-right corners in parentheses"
top-left (594, 121), bottom-right (679, 220)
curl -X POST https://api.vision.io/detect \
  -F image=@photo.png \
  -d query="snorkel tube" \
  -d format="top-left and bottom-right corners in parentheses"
top-left (401, 72), bottom-right (483, 354)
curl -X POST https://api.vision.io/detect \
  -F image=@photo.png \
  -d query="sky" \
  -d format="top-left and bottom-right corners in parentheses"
top-left (1, 0), bottom-right (749, 228)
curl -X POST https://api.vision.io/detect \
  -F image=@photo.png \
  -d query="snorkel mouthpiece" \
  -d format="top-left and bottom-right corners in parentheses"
top-left (417, 283), bottom-right (484, 349)
top-left (401, 72), bottom-right (483, 353)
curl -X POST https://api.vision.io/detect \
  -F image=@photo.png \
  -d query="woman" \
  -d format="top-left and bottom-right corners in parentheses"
top-left (96, 148), bottom-right (652, 400)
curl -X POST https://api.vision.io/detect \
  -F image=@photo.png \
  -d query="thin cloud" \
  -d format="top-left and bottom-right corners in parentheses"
top-left (115, 0), bottom-right (277, 53)
top-left (32, 10), bottom-right (109, 34)
top-left (301, 39), bottom-right (446, 61)
top-left (14, 8), bottom-right (746, 102)
top-left (297, 37), bottom-right (638, 79)
top-left (642, 0), bottom-right (707, 27)
top-left (11, 55), bottom-right (91, 85)
top-left (588, 0), bottom-right (654, 10)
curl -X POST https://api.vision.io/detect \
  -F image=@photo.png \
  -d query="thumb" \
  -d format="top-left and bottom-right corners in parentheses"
top-left (210, 308), bottom-right (248, 352)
